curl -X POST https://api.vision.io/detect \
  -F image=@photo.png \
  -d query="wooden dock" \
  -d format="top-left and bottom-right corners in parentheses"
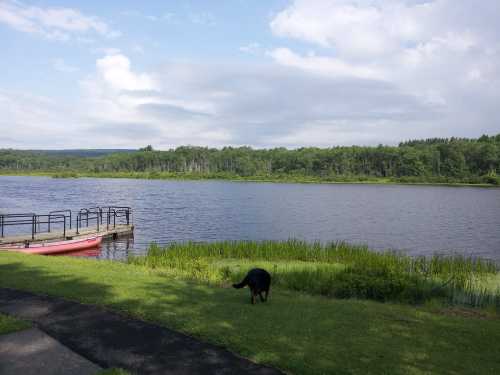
top-left (0, 224), bottom-right (134, 245)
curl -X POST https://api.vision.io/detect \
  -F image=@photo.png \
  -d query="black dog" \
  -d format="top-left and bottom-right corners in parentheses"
top-left (233, 268), bottom-right (271, 304)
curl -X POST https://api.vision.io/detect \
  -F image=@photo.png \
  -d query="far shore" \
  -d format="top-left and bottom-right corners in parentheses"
top-left (0, 170), bottom-right (498, 188)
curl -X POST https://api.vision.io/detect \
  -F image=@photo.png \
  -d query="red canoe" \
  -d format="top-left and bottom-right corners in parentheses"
top-left (0, 236), bottom-right (102, 255)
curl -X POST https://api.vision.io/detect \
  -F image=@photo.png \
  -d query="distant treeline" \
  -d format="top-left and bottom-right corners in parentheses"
top-left (1, 134), bottom-right (499, 184)
top-left (23, 149), bottom-right (136, 158)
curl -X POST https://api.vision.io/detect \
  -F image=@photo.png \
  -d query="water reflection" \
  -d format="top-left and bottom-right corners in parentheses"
top-left (64, 235), bottom-right (134, 260)
top-left (99, 235), bottom-right (134, 260)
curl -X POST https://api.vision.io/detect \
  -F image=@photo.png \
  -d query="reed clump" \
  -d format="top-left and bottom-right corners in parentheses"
top-left (51, 171), bottom-right (79, 178)
top-left (129, 240), bottom-right (500, 309)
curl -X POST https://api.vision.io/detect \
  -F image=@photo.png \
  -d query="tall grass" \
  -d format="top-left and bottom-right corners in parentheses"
top-left (129, 240), bottom-right (500, 309)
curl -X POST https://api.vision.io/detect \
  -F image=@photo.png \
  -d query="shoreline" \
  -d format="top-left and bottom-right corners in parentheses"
top-left (0, 171), bottom-right (498, 188)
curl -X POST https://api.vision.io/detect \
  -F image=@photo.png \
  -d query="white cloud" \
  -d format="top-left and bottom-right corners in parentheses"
top-left (0, 90), bottom-right (85, 148)
top-left (95, 53), bottom-right (158, 91)
top-left (0, 0), bottom-right (120, 41)
top-left (2, 48), bottom-right (499, 149)
top-left (269, 0), bottom-right (499, 68)
top-left (269, 0), bottom-right (500, 139)
top-left (267, 120), bottom-right (426, 148)
top-left (269, 47), bottom-right (384, 80)
top-left (70, 54), bottom-right (450, 148)
top-left (270, 0), bottom-right (432, 58)
top-left (71, 54), bottom-right (231, 148)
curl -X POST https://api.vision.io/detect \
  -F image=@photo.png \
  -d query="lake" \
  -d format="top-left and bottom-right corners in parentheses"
top-left (0, 176), bottom-right (499, 261)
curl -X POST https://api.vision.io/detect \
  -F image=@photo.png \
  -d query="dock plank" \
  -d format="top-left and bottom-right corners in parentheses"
top-left (0, 224), bottom-right (134, 245)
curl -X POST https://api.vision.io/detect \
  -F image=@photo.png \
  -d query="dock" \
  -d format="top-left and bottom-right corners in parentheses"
top-left (0, 206), bottom-right (134, 245)
top-left (0, 224), bottom-right (134, 245)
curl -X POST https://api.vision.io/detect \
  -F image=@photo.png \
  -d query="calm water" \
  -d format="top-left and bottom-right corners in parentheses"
top-left (1, 176), bottom-right (499, 261)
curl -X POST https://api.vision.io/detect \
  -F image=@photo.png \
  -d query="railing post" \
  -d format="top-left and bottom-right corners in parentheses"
top-left (69, 211), bottom-right (72, 230)
top-left (1, 215), bottom-right (3, 238)
top-left (76, 214), bottom-right (80, 235)
top-left (32, 214), bottom-right (35, 240)
top-left (63, 216), bottom-right (66, 238)
top-left (48, 214), bottom-right (51, 233)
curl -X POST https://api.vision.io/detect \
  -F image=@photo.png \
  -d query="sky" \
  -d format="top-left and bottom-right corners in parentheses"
top-left (0, 0), bottom-right (499, 150)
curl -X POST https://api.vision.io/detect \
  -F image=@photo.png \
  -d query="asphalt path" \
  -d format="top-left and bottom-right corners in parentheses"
top-left (0, 288), bottom-right (282, 375)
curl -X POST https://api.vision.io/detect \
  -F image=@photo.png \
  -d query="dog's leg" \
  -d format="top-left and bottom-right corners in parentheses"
top-left (264, 289), bottom-right (269, 302)
top-left (259, 292), bottom-right (265, 302)
top-left (251, 290), bottom-right (256, 304)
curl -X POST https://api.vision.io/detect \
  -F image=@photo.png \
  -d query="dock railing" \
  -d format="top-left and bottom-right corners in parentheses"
top-left (0, 206), bottom-right (132, 241)
top-left (49, 210), bottom-right (72, 231)
top-left (75, 206), bottom-right (131, 234)
top-left (0, 213), bottom-right (66, 240)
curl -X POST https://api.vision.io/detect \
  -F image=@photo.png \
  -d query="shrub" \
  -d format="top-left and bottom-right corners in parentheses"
top-left (482, 175), bottom-right (500, 185)
top-left (331, 266), bottom-right (446, 303)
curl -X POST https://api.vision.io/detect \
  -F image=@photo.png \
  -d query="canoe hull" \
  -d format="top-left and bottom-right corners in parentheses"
top-left (0, 236), bottom-right (102, 255)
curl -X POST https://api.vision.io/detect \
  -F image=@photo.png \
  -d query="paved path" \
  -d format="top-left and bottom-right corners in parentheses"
top-left (0, 288), bottom-right (282, 375)
top-left (0, 328), bottom-right (101, 375)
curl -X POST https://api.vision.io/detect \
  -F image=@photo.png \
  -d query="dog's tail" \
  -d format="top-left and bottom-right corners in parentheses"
top-left (232, 275), bottom-right (249, 289)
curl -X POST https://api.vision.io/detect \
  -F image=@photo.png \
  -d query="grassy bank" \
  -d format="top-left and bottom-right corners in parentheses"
top-left (1, 251), bottom-right (500, 374)
top-left (0, 170), bottom-right (498, 187)
top-left (0, 313), bottom-right (30, 335)
top-left (130, 241), bottom-right (500, 310)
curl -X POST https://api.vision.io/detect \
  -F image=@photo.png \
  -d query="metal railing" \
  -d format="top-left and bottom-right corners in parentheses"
top-left (0, 213), bottom-right (35, 238)
top-left (0, 213), bottom-right (66, 240)
top-left (49, 210), bottom-right (72, 232)
top-left (0, 206), bottom-right (132, 240)
top-left (75, 206), bottom-right (131, 235)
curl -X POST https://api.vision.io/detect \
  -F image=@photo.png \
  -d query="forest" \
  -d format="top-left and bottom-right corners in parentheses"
top-left (1, 134), bottom-right (499, 185)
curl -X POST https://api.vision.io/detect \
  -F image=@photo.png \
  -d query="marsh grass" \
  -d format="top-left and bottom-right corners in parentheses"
top-left (51, 171), bottom-right (79, 178)
top-left (130, 240), bottom-right (500, 309)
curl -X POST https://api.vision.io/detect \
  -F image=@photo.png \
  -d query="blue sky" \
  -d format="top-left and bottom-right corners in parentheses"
top-left (1, 1), bottom-right (284, 96)
top-left (1, 0), bottom-right (499, 149)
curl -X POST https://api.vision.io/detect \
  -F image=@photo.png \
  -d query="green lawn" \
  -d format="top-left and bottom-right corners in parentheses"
top-left (0, 313), bottom-right (30, 335)
top-left (1, 252), bottom-right (499, 374)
